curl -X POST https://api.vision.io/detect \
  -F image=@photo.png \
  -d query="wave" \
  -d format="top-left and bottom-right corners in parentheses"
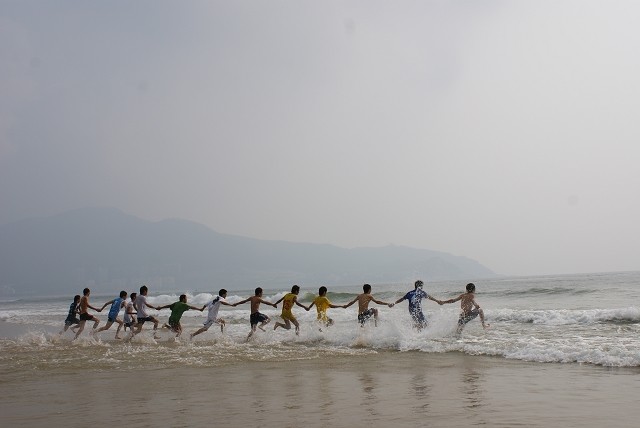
top-left (489, 307), bottom-right (640, 325)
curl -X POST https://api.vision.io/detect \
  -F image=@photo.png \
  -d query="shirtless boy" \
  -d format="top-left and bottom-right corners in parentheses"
top-left (74, 288), bottom-right (102, 340)
top-left (95, 290), bottom-right (127, 339)
top-left (273, 285), bottom-right (309, 335)
top-left (307, 286), bottom-right (343, 329)
top-left (344, 283), bottom-right (394, 327)
top-left (191, 289), bottom-right (234, 338)
top-left (441, 283), bottom-right (489, 334)
top-left (233, 287), bottom-right (277, 340)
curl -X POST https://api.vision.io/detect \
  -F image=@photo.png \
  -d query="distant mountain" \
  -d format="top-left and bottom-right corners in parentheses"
top-left (0, 207), bottom-right (496, 295)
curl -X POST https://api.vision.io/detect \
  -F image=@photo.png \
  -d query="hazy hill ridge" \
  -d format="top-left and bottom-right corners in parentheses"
top-left (0, 208), bottom-right (496, 295)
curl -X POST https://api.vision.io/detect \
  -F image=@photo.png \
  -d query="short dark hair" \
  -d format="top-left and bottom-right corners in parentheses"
top-left (74, 294), bottom-right (81, 302)
top-left (140, 285), bottom-right (148, 294)
top-left (291, 285), bottom-right (300, 293)
top-left (363, 283), bottom-right (371, 293)
top-left (415, 280), bottom-right (424, 289)
top-left (179, 294), bottom-right (187, 302)
top-left (466, 283), bottom-right (476, 292)
top-left (319, 286), bottom-right (327, 296)
top-left (219, 289), bottom-right (227, 297)
top-left (130, 292), bottom-right (137, 300)
top-left (255, 287), bottom-right (263, 295)
top-left (119, 290), bottom-right (127, 298)
top-left (83, 288), bottom-right (90, 295)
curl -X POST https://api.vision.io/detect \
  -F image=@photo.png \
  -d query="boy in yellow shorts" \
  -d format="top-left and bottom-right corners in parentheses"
top-left (307, 286), bottom-right (343, 330)
top-left (273, 285), bottom-right (309, 335)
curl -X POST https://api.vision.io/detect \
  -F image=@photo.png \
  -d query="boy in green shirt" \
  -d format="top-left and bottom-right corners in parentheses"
top-left (157, 294), bottom-right (203, 337)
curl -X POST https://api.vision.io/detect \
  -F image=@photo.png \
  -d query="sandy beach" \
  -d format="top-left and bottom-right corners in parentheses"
top-left (2, 348), bottom-right (639, 428)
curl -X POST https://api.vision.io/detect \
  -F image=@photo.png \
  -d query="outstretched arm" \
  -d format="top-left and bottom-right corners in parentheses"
top-left (232, 297), bottom-right (251, 307)
top-left (156, 304), bottom-right (170, 310)
top-left (395, 296), bottom-right (406, 304)
top-left (260, 298), bottom-right (278, 308)
top-left (100, 299), bottom-right (115, 311)
top-left (188, 305), bottom-right (202, 312)
top-left (427, 295), bottom-right (444, 305)
top-left (441, 294), bottom-right (463, 305)
top-left (295, 300), bottom-right (309, 310)
top-left (372, 297), bottom-right (394, 308)
top-left (343, 297), bottom-right (358, 309)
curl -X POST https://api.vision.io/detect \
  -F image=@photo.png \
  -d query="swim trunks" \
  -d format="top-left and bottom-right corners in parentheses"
top-left (458, 309), bottom-right (479, 326)
top-left (410, 310), bottom-right (427, 327)
top-left (137, 316), bottom-right (154, 324)
top-left (80, 313), bottom-right (95, 321)
top-left (358, 308), bottom-right (375, 325)
top-left (65, 317), bottom-right (80, 326)
top-left (203, 318), bottom-right (220, 329)
top-left (250, 312), bottom-right (268, 326)
top-left (124, 321), bottom-right (135, 328)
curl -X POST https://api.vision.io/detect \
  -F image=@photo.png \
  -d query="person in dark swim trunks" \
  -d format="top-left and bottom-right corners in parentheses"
top-left (233, 287), bottom-right (277, 341)
top-left (74, 288), bottom-right (102, 340)
top-left (441, 283), bottom-right (489, 334)
top-left (59, 294), bottom-right (81, 335)
top-left (344, 283), bottom-right (394, 327)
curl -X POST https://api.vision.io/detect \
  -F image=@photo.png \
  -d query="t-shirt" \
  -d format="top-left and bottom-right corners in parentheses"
top-left (124, 301), bottom-right (136, 323)
top-left (403, 288), bottom-right (430, 315)
top-left (206, 295), bottom-right (225, 321)
top-left (313, 296), bottom-right (331, 321)
top-left (135, 295), bottom-right (149, 318)
top-left (281, 293), bottom-right (296, 317)
top-left (168, 301), bottom-right (190, 324)
top-left (108, 297), bottom-right (124, 319)
top-left (66, 301), bottom-right (78, 320)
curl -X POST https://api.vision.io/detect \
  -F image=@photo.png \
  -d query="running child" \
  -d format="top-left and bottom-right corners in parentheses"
top-left (129, 285), bottom-right (160, 339)
top-left (395, 280), bottom-right (443, 330)
top-left (273, 285), bottom-right (309, 335)
top-left (123, 292), bottom-right (137, 332)
top-left (59, 294), bottom-right (81, 335)
top-left (95, 290), bottom-right (127, 339)
top-left (191, 289), bottom-right (234, 339)
top-left (343, 283), bottom-right (394, 327)
top-left (307, 286), bottom-right (343, 330)
top-left (233, 287), bottom-right (277, 340)
top-left (441, 283), bottom-right (489, 334)
top-left (74, 288), bottom-right (102, 340)
top-left (157, 294), bottom-right (202, 338)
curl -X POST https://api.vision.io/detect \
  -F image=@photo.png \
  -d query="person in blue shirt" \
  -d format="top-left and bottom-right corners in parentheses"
top-left (395, 280), bottom-right (443, 330)
top-left (95, 290), bottom-right (128, 339)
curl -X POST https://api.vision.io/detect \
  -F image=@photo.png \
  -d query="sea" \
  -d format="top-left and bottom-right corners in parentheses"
top-left (2, 271), bottom-right (640, 369)
top-left (2, 271), bottom-right (640, 427)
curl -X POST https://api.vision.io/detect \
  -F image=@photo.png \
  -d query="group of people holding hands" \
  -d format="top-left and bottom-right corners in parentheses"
top-left (61, 280), bottom-right (489, 341)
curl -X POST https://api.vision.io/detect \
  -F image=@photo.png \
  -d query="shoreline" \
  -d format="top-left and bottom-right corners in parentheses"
top-left (1, 346), bottom-right (639, 427)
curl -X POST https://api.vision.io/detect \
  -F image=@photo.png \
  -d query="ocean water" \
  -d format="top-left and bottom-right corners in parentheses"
top-left (2, 270), bottom-right (640, 369)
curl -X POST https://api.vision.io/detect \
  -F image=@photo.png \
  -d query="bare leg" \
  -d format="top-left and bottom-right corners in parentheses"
top-left (293, 319), bottom-right (300, 335)
top-left (259, 317), bottom-right (270, 331)
top-left (115, 320), bottom-right (123, 339)
top-left (95, 321), bottom-right (114, 334)
top-left (373, 308), bottom-right (379, 327)
top-left (247, 325), bottom-right (256, 341)
top-left (74, 321), bottom-right (87, 340)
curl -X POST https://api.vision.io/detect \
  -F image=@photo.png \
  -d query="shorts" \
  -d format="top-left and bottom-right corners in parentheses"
top-left (137, 316), bottom-right (154, 324)
top-left (108, 316), bottom-right (117, 323)
top-left (250, 312), bottom-right (268, 326)
top-left (80, 313), bottom-right (96, 321)
top-left (458, 309), bottom-right (479, 326)
top-left (203, 318), bottom-right (220, 329)
top-left (168, 319), bottom-right (181, 330)
top-left (65, 317), bottom-right (80, 326)
top-left (410, 311), bottom-right (427, 327)
top-left (358, 309), bottom-right (375, 325)
top-left (124, 321), bottom-right (135, 328)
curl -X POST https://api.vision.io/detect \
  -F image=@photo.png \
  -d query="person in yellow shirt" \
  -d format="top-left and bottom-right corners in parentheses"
top-left (273, 285), bottom-right (309, 335)
top-left (307, 286), bottom-right (343, 330)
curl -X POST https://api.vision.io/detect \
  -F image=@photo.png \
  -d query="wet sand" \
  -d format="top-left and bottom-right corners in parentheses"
top-left (2, 350), bottom-right (639, 427)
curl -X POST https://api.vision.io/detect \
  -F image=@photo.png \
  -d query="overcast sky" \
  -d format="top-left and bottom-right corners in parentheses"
top-left (2, 1), bottom-right (640, 276)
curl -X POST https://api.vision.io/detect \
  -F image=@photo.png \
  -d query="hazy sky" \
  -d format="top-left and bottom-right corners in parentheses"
top-left (2, 1), bottom-right (640, 276)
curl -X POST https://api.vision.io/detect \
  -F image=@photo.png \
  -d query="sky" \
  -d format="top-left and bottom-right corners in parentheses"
top-left (1, 1), bottom-right (640, 276)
